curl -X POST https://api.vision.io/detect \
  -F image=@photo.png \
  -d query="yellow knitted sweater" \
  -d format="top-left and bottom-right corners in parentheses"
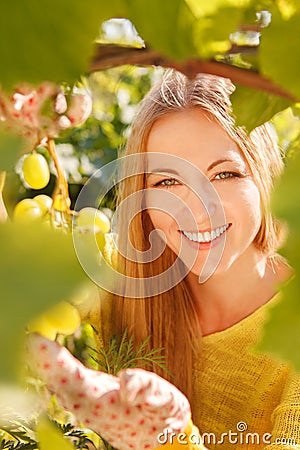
top-left (192, 294), bottom-right (300, 449)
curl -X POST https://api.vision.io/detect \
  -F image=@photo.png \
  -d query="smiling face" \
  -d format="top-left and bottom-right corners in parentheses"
top-left (145, 108), bottom-right (262, 279)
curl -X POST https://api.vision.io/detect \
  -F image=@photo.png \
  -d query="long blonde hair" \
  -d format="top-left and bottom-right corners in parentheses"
top-left (110, 70), bottom-right (285, 403)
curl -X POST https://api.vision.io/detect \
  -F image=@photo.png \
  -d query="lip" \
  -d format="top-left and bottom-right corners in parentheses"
top-left (179, 223), bottom-right (231, 250)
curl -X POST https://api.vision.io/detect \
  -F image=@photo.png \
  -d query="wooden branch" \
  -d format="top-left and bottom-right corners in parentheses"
top-left (90, 45), bottom-right (164, 72)
top-left (226, 44), bottom-right (258, 55)
top-left (90, 44), bottom-right (296, 102)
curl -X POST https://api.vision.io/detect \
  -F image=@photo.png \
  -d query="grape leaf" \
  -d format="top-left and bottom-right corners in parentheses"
top-left (0, 223), bottom-right (86, 381)
top-left (193, 6), bottom-right (245, 58)
top-left (36, 417), bottom-right (74, 450)
top-left (0, 128), bottom-right (25, 172)
top-left (125, 0), bottom-right (198, 59)
top-left (185, 0), bottom-right (250, 16)
top-left (231, 84), bottom-right (292, 131)
top-left (259, 11), bottom-right (300, 99)
top-left (256, 142), bottom-right (300, 368)
top-left (256, 276), bottom-right (300, 371)
top-left (271, 139), bottom-right (300, 231)
top-left (0, 0), bottom-right (121, 90)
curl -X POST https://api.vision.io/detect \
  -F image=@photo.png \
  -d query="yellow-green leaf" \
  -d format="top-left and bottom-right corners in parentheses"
top-left (36, 416), bottom-right (74, 450)
top-left (0, 0), bottom-right (122, 90)
top-left (259, 11), bottom-right (300, 99)
top-left (231, 84), bottom-right (292, 131)
top-left (0, 222), bottom-right (86, 381)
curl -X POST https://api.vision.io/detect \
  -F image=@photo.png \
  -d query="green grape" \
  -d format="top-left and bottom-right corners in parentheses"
top-left (33, 194), bottom-right (53, 214)
top-left (95, 230), bottom-right (106, 253)
top-left (28, 302), bottom-right (81, 339)
top-left (28, 315), bottom-right (57, 340)
top-left (46, 301), bottom-right (81, 334)
top-left (102, 232), bottom-right (119, 268)
top-left (76, 207), bottom-right (110, 233)
top-left (13, 198), bottom-right (44, 222)
top-left (22, 153), bottom-right (50, 190)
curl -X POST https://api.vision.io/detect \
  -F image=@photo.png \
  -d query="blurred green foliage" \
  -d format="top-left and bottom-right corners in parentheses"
top-left (0, 223), bottom-right (85, 381)
top-left (0, 0), bottom-right (108, 90)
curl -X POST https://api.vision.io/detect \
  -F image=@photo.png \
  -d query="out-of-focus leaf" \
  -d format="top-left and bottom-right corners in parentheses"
top-left (271, 108), bottom-right (300, 152)
top-left (259, 11), bottom-right (300, 99)
top-left (0, 128), bottom-right (25, 171)
top-left (36, 416), bottom-right (74, 450)
top-left (271, 139), bottom-right (300, 230)
top-left (125, 0), bottom-right (198, 59)
top-left (256, 276), bottom-right (300, 370)
top-left (185, 0), bottom-right (250, 16)
top-left (0, 1), bottom-right (122, 90)
top-left (193, 6), bottom-right (244, 58)
top-left (257, 140), bottom-right (300, 368)
top-left (231, 84), bottom-right (292, 131)
top-left (0, 223), bottom-right (86, 381)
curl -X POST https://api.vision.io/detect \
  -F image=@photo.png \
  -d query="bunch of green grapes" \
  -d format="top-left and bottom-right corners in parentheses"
top-left (25, 206), bottom-right (115, 340)
top-left (14, 145), bottom-right (117, 340)
top-left (14, 147), bottom-right (52, 222)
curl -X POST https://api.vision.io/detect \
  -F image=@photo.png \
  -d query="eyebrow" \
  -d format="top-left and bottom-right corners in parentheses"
top-left (148, 168), bottom-right (181, 176)
top-left (207, 158), bottom-right (235, 171)
top-left (148, 159), bottom-right (236, 176)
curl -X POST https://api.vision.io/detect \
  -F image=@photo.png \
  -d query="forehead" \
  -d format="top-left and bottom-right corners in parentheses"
top-left (146, 109), bottom-right (245, 171)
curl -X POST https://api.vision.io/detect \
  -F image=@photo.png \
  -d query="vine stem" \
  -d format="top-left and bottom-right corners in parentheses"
top-left (0, 171), bottom-right (6, 193)
top-left (0, 171), bottom-right (8, 222)
top-left (46, 138), bottom-right (71, 213)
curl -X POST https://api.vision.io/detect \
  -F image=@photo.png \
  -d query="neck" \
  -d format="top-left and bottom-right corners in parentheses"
top-left (186, 245), bottom-right (289, 336)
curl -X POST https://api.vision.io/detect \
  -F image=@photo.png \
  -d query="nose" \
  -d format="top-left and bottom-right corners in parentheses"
top-left (176, 184), bottom-right (221, 230)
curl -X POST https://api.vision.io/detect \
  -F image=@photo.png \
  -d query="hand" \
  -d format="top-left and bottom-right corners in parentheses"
top-left (28, 333), bottom-right (191, 450)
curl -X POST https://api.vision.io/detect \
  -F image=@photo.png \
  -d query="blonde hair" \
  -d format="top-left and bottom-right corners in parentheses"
top-left (111, 70), bottom-right (285, 403)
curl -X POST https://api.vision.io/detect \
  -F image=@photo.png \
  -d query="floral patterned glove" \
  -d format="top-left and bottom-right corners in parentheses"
top-left (28, 333), bottom-right (194, 450)
top-left (0, 82), bottom-right (92, 148)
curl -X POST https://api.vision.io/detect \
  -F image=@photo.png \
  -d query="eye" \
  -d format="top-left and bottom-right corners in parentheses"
top-left (154, 178), bottom-right (180, 187)
top-left (214, 171), bottom-right (240, 180)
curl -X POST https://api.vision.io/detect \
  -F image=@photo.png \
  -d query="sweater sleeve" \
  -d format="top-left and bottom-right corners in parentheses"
top-left (263, 372), bottom-right (300, 449)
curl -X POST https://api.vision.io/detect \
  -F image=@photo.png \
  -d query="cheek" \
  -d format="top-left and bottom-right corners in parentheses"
top-left (237, 183), bottom-right (262, 229)
top-left (147, 210), bottom-right (180, 256)
top-left (145, 189), bottom-right (183, 233)
top-left (147, 209), bottom-right (175, 232)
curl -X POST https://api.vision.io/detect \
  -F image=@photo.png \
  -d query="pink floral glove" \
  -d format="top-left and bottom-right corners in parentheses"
top-left (0, 82), bottom-right (92, 147)
top-left (28, 333), bottom-right (191, 450)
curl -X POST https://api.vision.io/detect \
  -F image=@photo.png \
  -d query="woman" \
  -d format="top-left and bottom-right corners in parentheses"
top-left (30, 70), bottom-right (298, 449)
top-left (109, 69), bottom-right (298, 448)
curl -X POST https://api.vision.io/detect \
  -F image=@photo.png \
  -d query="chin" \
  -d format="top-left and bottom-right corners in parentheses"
top-left (189, 253), bottom-right (236, 281)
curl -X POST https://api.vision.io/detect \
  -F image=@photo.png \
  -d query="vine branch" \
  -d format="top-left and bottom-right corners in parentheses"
top-left (90, 44), bottom-right (296, 102)
top-left (46, 138), bottom-right (71, 213)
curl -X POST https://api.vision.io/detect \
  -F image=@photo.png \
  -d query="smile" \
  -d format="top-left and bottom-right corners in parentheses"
top-left (180, 224), bottom-right (231, 243)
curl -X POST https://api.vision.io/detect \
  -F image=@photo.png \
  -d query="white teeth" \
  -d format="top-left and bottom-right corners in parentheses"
top-left (182, 224), bottom-right (229, 244)
top-left (204, 231), bottom-right (210, 242)
top-left (197, 233), bottom-right (204, 242)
